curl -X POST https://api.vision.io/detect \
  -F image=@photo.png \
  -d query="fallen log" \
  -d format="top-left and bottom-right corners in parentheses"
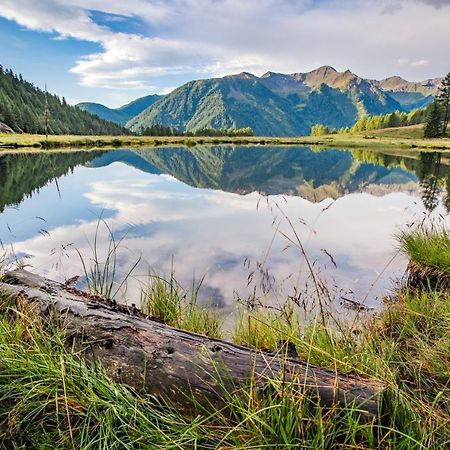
top-left (0, 269), bottom-right (383, 421)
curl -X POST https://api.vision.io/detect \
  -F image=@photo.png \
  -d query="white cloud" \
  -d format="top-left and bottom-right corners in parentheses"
top-left (411, 59), bottom-right (431, 67)
top-left (0, 0), bottom-right (449, 94)
top-left (398, 58), bottom-right (431, 68)
top-left (157, 86), bottom-right (176, 95)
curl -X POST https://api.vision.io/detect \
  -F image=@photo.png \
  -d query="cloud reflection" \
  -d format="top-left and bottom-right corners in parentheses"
top-left (4, 159), bottom-right (447, 317)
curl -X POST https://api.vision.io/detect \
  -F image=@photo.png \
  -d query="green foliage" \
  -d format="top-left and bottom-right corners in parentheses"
top-left (0, 66), bottom-right (128, 135)
top-left (233, 306), bottom-right (302, 351)
top-left (140, 124), bottom-right (254, 137)
top-left (310, 123), bottom-right (330, 136)
top-left (140, 123), bottom-right (183, 136)
top-left (192, 126), bottom-right (254, 137)
top-left (347, 108), bottom-right (427, 133)
top-left (437, 71), bottom-right (450, 135)
top-left (424, 101), bottom-right (444, 138)
top-left (1, 283), bottom-right (448, 448)
top-left (0, 299), bottom-right (205, 449)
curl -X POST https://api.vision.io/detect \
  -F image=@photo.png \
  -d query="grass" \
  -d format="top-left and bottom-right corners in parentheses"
top-left (0, 287), bottom-right (448, 448)
top-left (75, 220), bottom-right (141, 300)
top-left (233, 304), bottom-right (303, 352)
top-left (0, 296), bottom-right (206, 449)
top-left (399, 228), bottom-right (450, 276)
top-left (1, 126), bottom-right (450, 152)
top-left (0, 229), bottom-right (449, 448)
top-left (75, 220), bottom-right (222, 339)
top-left (369, 124), bottom-right (426, 139)
top-left (399, 228), bottom-right (450, 290)
top-left (141, 273), bottom-right (222, 339)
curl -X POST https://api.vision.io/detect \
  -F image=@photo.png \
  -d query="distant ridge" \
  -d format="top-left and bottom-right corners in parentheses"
top-left (77, 94), bottom-right (161, 125)
top-left (376, 76), bottom-right (440, 95)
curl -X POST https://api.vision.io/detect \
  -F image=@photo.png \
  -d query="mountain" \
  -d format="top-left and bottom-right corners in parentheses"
top-left (377, 76), bottom-right (440, 95)
top-left (77, 94), bottom-right (161, 125)
top-left (374, 76), bottom-right (440, 111)
top-left (127, 66), bottom-right (434, 136)
top-left (0, 67), bottom-right (128, 135)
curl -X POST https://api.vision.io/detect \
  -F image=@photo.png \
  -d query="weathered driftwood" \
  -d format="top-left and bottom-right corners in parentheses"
top-left (0, 270), bottom-right (383, 421)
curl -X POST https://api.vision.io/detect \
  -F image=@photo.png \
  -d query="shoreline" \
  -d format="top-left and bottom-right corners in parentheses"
top-left (1, 131), bottom-right (450, 152)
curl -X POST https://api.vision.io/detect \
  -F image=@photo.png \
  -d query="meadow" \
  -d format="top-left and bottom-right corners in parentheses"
top-left (1, 125), bottom-right (450, 152)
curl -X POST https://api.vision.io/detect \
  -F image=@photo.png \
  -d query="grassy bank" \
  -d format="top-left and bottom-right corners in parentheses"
top-left (1, 125), bottom-right (449, 152)
top-left (0, 231), bottom-right (449, 448)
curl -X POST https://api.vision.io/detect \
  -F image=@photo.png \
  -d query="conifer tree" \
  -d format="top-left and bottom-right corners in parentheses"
top-left (437, 71), bottom-right (450, 135)
top-left (0, 66), bottom-right (128, 135)
top-left (423, 102), bottom-right (442, 138)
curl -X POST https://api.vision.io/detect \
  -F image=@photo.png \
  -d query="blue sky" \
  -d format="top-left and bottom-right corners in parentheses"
top-left (0, 0), bottom-right (449, 107)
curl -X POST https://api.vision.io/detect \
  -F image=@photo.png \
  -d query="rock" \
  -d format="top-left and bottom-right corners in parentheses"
top-left (0, 122), bottom-right (14, 133)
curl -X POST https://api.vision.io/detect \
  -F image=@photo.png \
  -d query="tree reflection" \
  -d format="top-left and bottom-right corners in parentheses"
top-left (417, 152), bottom-right (450, 213)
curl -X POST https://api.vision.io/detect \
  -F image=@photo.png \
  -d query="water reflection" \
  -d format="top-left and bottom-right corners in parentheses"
top-left (0, 146), bottom-right (448, 316)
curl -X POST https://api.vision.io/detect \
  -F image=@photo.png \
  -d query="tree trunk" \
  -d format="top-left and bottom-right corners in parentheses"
top-left (0, 270), bottom-right (383, 422)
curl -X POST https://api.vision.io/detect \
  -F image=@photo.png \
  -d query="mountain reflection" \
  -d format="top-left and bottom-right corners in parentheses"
top-left (0, 146), bottom-right (449, 212)
top-left (1, 145), bottom-right (449, 313)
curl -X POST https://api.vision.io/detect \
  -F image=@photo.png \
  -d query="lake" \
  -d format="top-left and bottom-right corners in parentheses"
top-left (0, 146), bottom-right (449, 320)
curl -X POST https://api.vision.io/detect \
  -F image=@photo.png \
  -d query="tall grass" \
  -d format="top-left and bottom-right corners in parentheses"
top-left (0, 296), bottom-right (205, 449)
top-left (235, 291), bottom-right (450, 448)
top-left (233, 304), bottom-right (302, 351)
top-left (398, 228), bottom-right (450, 291)
top-left (399, 228), bottom-right (450, 275)
top-left (1, 288), bottom-right (448, 449)
top-left (75, 219), bottom-right (141, 299)
top-left (141, 272), bottom-right (222, 339)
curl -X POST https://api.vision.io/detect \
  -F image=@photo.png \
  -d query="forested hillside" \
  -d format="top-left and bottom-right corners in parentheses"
top-left (127, 66), bottom-right (437, 136)
top-left (0, 66), bottom-right (128, 135)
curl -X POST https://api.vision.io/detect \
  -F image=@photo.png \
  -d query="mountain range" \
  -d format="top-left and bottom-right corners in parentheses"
top-left (78, 66), bottom-right (441, 136)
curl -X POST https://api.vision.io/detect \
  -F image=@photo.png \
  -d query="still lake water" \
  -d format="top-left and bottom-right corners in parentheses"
top-left (0, 146), bottom-right (449, 317)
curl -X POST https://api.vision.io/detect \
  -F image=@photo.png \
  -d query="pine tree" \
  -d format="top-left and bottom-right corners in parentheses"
top-left (0, 66), bottom-right (128, 135)
top-left (424, 102), bottom-right (443, 138)
top-left (437, 71), bottom-right (450, 135)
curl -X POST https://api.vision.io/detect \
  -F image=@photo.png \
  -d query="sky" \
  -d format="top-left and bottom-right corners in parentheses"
top-left (0, 0), bottom-right (449, 107)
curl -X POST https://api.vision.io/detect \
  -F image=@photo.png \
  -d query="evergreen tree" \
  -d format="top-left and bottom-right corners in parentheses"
top-left (418, 153), bottom-right (442, 212)
top-left (423, 102), bottom-right (443, 138)
top-left (0, 66), bottom-right (129, 135)
top-left (437, 71), bottom-right (450, 135)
